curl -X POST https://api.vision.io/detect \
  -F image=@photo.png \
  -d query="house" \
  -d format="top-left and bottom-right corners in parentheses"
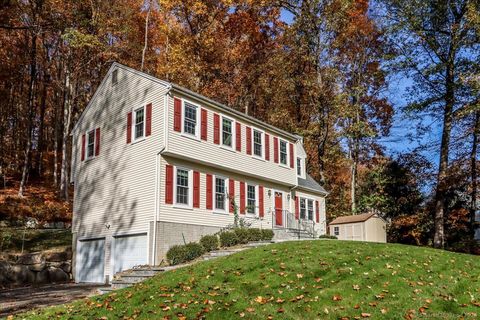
top-left (329, 213), bottom-right (387, 243)
top-left (70, 63), bottom-right (328, 283)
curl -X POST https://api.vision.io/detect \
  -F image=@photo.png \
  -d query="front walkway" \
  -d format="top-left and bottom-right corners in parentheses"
top-left (0, 283), bottom-right (103, 317)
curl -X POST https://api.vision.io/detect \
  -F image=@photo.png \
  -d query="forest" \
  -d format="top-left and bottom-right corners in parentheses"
top-left (0, 0), bottom-right (479, 253)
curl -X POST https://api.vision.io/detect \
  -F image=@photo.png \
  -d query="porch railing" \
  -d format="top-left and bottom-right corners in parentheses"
top-left (272, 208), bottom-right (316, 238)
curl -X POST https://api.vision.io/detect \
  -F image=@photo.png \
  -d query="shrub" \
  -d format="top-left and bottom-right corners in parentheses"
top-left (219, 231), bottom-right (239, 247)
top-left (319, 234), bottom-right (337, 239)
top-left (184, 242), bottom-right (205, 260)
top-left (261, 229), bottom-right (274, 241)
top-left (247, 228), bottom-right (263, 242)
top-left (166, 245), bottom-right (188, 265)
top-left (233, 228), bottom-right (250, 244)
top-left (199, 234), bottom-right (219, 252)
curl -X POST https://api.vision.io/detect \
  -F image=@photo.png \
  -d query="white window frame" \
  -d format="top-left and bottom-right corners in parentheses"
top-left (334, 226), bottom-right (340, 236)
top-left (279, 139), bottom-right (289, 167)
top-left (245, 183), bottom-right (258, 216)
top-left (220, 115), bottom-right (235, 150)
top-left (86, 129), bottom-right (96, 160)
top-left (173, 166), bottom-right (193, 209)
top-left (299, 196), bottom-right (315, 221)
top-left (297, 157), bottom-right (305, 178)
top-left (213, 174), bottom-right (229, 214)
top-left (132, 105), bottom-right (146, 142)
top-left (181, 99), bottom-right (200, 140)
top-left (307, 198), bottom-right (314, 221)
top-left (299, 197), bottom-right (306, 220)
top-left (252, 128), bottom-right (264, 160)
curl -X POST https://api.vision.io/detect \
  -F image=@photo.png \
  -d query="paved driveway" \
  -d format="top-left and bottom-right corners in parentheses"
top-left (0, 283), bottom-right (103, 317)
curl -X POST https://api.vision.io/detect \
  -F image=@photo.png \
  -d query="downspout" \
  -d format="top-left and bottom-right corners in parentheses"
top-left (152, 147), bottom-right (165, 265)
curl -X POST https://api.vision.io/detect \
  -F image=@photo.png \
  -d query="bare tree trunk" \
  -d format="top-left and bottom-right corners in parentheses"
top-left (35, 77), bottom-right (47, 177)
top-left (433, 62), bottom-right (455, 249)
top-left (350, 147), bottom-right (357, 213)
top-left (141, 0), bottom-right (151, 71)
top-left (18, 33), bottom-right (37, 197)
top-left (59, 68), bottom-right (73, 200)
top-left (470, 110), bottom-right (479, 238)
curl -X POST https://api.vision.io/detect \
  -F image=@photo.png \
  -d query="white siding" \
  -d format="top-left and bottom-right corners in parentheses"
top-left (72, 65), bottom-right (169, 276)
top-left (165, 94), bottom-right (297, 186)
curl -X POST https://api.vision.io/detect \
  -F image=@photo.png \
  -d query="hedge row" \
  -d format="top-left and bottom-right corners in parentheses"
top-left (166, 228), bottom-right (274, 265)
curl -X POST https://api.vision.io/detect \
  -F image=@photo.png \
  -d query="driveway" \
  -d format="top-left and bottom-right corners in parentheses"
top-left (0, 283), bottom-right (103, 318)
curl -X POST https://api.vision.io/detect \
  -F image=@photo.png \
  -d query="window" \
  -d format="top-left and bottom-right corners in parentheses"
top-left (280, 140), bottom-right (288, 165)
top-left (297, 157), bottom-right (302, 176)
top-left (307, 199), bottom-right (314, 220)
top-left (300, 198), bottom-right (306, 219)
top-left (253, 130), bottom-right (262, 157)
top-left (247, 185), bottom-right (256, 214)
top-left (176, 168), bottom-right (189, 205)
top-left (87, 130), bottom-right (95, 159)
top-left (215, 177), bottom-right (226, 211)
top-left (183, 102), bottom-right (197, 136)
top-left (134, 107), bottom-right (145, 140)
top-left (222, 117), bottom-right (233, 147)
top-left (112, 69), bottom-right (118, 85)
top-left (334, 226), bottom-right (339, 236)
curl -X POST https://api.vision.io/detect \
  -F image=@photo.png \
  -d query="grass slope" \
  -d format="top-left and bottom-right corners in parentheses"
top-left (19, 241), bottom-right (480, 319)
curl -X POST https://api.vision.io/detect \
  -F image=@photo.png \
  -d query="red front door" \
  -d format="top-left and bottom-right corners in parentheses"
top-left (275, 192), bottom-right (283, 226)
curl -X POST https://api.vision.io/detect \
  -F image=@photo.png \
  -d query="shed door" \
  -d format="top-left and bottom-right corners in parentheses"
top-left (113, 233), bottom-right (147, 274)
top-left (76, 238), bottom-right (105, 283)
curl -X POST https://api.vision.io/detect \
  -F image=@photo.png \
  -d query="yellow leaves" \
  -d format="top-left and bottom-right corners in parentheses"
top-left (204, 299), bottom-right (216, 305)
top-left (296, 273), bottom-right (304, 279)
top-left (332, 295), bottom-right (343, 301)
top-left (353, 284), bottom-right (360, 291)
top-left (254, 296), bottom-right (267, 304)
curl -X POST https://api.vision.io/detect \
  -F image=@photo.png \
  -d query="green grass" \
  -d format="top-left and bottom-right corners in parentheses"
top-left (19, 241), bottom-right (480, 319)
top-left (0, 228), bottom-right (71, 253)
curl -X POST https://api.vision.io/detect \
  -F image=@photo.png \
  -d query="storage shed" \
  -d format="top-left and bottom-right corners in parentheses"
top-left (329, 212), bottom-right (387, 243)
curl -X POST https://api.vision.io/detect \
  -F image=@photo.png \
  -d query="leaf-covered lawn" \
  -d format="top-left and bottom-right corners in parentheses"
top-left (19, 241), bottom-right (480, 319)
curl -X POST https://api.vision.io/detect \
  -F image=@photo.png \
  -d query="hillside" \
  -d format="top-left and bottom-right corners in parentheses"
top-left (19, 241), bottom-right (480, 319)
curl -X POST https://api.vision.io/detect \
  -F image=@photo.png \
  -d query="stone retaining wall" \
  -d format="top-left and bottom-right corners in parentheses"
top-left (0, 249), bottom-right (72, 289)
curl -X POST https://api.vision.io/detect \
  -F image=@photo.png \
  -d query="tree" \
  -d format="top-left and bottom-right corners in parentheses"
top-left (380, 0), bottom-right (480, 248)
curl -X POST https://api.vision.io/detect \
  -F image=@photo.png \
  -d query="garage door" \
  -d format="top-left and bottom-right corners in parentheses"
top-left (76, 238), bottom-right (105, 283)
top-left (112, 233), bottom-right (147, 274)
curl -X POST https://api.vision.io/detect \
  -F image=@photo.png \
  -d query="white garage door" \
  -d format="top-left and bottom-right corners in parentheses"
top-left (76, 238), bottom-right (105, 283)
top-left (113, 233), bottom-right (147, 274)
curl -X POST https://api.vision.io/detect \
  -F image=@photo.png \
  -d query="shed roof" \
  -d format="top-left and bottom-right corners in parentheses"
top-left (329, 212), bottom-right (376, 225)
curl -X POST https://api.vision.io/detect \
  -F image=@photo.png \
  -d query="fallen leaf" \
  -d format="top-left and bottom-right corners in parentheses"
top-left (361, 313), bottom-right (371, 318)
top-left (254, 296), bottom-right (267, 304)
top-left (333, 295), bottom-right (342, 301)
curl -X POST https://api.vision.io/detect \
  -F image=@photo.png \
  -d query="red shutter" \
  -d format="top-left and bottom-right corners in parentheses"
top-left (193, 171), bottom-right (200, 208)
top-left (213, 113), bottom-right (220, 144)
top-left (265, 133), bottom-right (270, 161)
top-left (246, 126), bottom-right (252, 155)
top-left (235, 122), bottom-right (241, 151)
top-left (146, 103), bottom-right (152, 136)
top-left (273, 137), bottom-right (279, 163)
top-left (240, 181), bottom-right (246, 214)
top-left (206, 174), bottom-right (213, 209)
top-left (81, 134), bottom-right (86, 161)
top-left (126, 112), bottom-right (132, 143)
top-left (201, 108), bottom-right (207, 140)
top-left (315, 200), bottom-right (320, 223)
top-left (95, 128), bottom-right (100, 156)
top-left (289, 143), bottom-right (294, 168)
top-left (229, 179), bottom-right (235, 213)
top-left (174, 97), bottom-right (182, 132)
top-left (295, 196), bottom-right (299, 220)
top-left (165, 165), bottom-right (174, 204)
top-left (259, 186), bottom-right (264, 217)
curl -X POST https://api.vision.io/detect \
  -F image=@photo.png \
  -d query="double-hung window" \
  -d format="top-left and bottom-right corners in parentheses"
top-left (222, 117), bottom-right (233, 148)
top-left (307, 199), bottom-right (314, 220)
top-left (300, 198), bottom-right (306, 219)
top-left (297, 157), bottom-right (302, 176)
top-left (280, 140), bottom-right (288, 165)
top-left (334, 226), bottom-right (339, 236)
top-left (253, 130), bottom-right (262, 158)
top-left (183, 102), bottom-right (197, 136)
top-left (134, 107), bottom-right (145, 140)
top-left (247, 184), bottom-right (256, 214)
top-left (87, 130), bottom-right (95, 159)
top-left (176, 168), bottom-right (189, 205)
top-left (215, 177), bottom-right (226, 211)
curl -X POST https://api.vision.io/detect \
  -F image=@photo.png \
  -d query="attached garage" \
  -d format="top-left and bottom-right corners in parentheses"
top-left (112, 233), bottom-right (148, 274)
top-left (76, 238), bottom-right (105, 283)
top-left (329, 212), bottom-right (387, 243)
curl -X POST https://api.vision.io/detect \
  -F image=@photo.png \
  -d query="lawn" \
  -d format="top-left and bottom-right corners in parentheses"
top-left (18, 240), bottom-right (480, 319)
top-left (0, 228), bottom-right (71, 253)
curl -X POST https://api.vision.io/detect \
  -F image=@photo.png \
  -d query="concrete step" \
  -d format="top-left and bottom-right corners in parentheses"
top-left (120, 269), bottom-right (160, 277)
top-left (111, 280), bottom-right (138, 289)
top-left (118, 274), bottom-right (155, 283)
top-left (98, 287), bottom-right (114, 295)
